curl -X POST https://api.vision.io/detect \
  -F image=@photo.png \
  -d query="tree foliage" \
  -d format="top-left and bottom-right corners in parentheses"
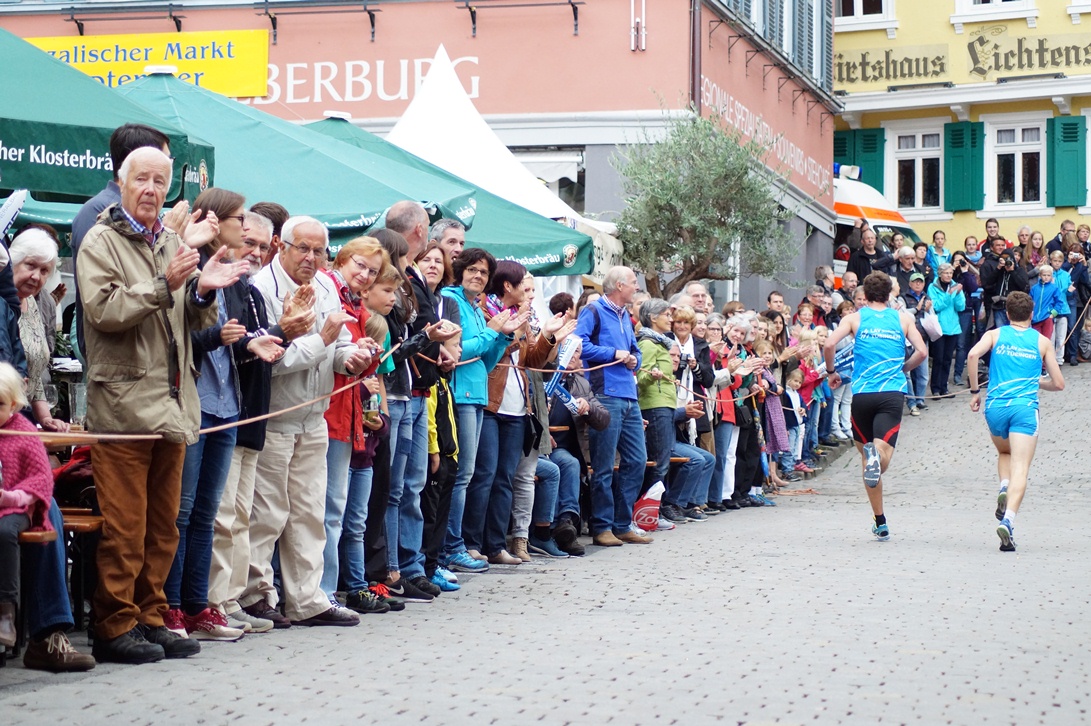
top-left (613, 110), bottom-right (802, 298)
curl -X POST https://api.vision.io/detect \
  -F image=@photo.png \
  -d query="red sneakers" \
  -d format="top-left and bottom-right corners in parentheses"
top-left (183, 608), bottom-right (245, 642)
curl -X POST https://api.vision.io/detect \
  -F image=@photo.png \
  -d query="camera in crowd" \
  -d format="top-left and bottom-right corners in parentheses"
top-left (998, 252), bottom-right (1015, 270)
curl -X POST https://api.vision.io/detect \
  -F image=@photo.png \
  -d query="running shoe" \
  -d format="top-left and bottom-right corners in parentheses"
top-left (430, 572), bottom-right (461, 592)
top-left (995, 487), bottom-right (1008, 522)
top-left (656, 517), bottom-right (676, 531)
top-left (863, 442), bottom-right (882, 488)
top-left (447, 551), bottom-right (490, 573)
top-left (436, 567), bottom-right (459, 584)
top-left (997, 518), bottom-right (1016, 552)
top-left (749, 493), bottom-right (777, 507)
top-left (871, 521), bottom-right (890, 541)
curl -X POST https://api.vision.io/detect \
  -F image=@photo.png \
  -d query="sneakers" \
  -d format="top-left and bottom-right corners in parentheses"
top-left (368, 582), bottom-right (406, 611)
top-left (436, 567), bottom-right (459, 584)
top-left (408, 575), bottom-right (442, 597)
top-left (430, 571), bottom-right (461, 592)
top-left (995, 487), bottom-right (1008, 522)
top-left (139, 624), bottom-right (201, 658)
top-left (346, 588), bottom-right (392, 613)
top-left (527, 535), bottom-right (570, 558)
top-left (291, 605), bottom-right (360, 627)
top-left (656, 517), bottom-right (677, 531)
top-left (509, 537), bottom-right (532, 563)
top-left (448, 551), bottom-right (490, 573)
top-left (659, 503), bottom-right (688, 524)
top-left (184, 608), bottom-right (245, 642)
top-left (871, 521), bottom-right (890, 541)
top-left (242, 601), bottom-right (292, 629)
top-left (862, 442), bottom-right (882, 488)
top-left (163, 607), bottom-right (188, 638)
top-left (997, 518), bottom-right (1016, 552)
top-left (793, 462), bottom-right (815, 474)
top-left (92, 626), bottom-right (165, 665)
top-left (385, 578), bottom-right (434, 603)
top-left (909, 406), bottom-right (921, 417)
top-left (748, 493), bottom-right (777, 507)
top-left (226, 616), bottom-right (252, 633)
top-left (227, 609), bottom-right (274, 634)
top-left (683, 506), bottom-right (709, 521)
top-left (23, 631), bottom-right (96, 672)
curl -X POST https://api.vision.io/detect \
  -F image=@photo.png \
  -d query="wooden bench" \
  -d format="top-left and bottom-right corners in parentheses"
top-left (3, 530), bottom-right (60, 663)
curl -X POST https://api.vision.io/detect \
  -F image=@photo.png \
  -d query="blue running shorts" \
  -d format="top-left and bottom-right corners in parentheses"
top-left (985, 405), bottom-right (1039, 439)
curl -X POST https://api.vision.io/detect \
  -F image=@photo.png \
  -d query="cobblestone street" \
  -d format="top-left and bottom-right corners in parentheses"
top-left (3, 371), bottom-right (1089, 726)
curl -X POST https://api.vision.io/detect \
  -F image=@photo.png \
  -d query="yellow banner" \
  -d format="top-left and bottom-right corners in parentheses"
top-left (26, 29), bottom-right (268, 97)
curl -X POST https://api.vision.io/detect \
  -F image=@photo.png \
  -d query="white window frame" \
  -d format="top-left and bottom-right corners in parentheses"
top-left (835, 0), bottom-right (899, 38)
top-left (881, 117), bottom-right (952, 222)
top-left (1068, 2), bottom-right (1091, 24)
top-left (1078, 106), bottom-right (1091, 215)
top-left (951, 0), bottom-right (1038, 34)
top-left (978, 110), bottom-right (1052, 220)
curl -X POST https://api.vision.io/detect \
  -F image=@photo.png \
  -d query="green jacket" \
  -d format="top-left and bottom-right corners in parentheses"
top-left (636, 337), bottom-right (677, 411)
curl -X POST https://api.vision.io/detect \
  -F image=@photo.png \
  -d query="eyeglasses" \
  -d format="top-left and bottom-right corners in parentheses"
top-left (283, 240), bottom-right (326, 259)
top-left (223, 215), bottom-right (245, 224)
top-left (465, 266), bottom-right (489, 279)
top-left (708, 326), bottom-right (723, 333)
top-left (348, 256), bottom-right (379, 276)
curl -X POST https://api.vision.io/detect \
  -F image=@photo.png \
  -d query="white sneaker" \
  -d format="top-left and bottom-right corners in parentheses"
top-left (436, 567), bottom-right (458, 584)
top-left (656, 517), bottom-right (677, 531)
top-left (225, 608), bottom-right (273, 633)
top-left (185, 608), bottom-right (245, 642)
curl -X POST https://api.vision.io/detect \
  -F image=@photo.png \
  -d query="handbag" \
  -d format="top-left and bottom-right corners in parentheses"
top-left (920, 311), bottom-right (943, 341)
top-left (734, 402), bottom-right (754, 428)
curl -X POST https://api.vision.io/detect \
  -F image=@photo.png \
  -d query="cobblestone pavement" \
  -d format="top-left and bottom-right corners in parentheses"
top-left (3, 370), bottom-right (1090, 725)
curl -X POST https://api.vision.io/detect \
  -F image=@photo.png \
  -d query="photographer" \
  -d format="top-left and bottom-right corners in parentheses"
top-left (980, 236), bottom-right (1028, 328)
top-left (951, 251), bottom-right (982, 385)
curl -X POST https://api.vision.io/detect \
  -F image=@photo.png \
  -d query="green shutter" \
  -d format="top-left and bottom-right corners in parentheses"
top-left (944, 121), bottom-right (984, 212)
top-left (1047, 116), bottom-right (1087, 208)
top-left (834, 130), bottom-right (853, 166)
top-left (855, 128), bottom-right (885, 194)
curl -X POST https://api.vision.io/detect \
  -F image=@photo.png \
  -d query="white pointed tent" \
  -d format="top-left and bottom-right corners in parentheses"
top-left (387, 45), bottom-right (622, 307)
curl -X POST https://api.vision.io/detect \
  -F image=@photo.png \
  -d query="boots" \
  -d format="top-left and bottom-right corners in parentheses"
top-left (0, 601), bottom-right (16, 649)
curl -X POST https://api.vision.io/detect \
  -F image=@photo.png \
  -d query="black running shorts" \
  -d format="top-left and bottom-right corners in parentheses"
top-left (850, 392), bottom-right (904, 447)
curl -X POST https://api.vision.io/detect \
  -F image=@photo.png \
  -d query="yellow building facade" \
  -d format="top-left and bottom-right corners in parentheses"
top-left (832, 0), bottom-right (1091, 248)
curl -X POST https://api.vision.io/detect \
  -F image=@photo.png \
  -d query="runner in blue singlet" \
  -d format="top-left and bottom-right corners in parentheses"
top-left (967, 291), bottom-right (1064, 552)
top-left (825, 272), bottom-right (928, 541)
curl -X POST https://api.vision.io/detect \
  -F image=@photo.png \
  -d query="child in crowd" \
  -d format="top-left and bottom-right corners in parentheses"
top-left (780, 368), bottom-right (808, 474)
top-left (1080, 316), bottom-right (1091, 362)
top-left (796, 329), bottom-right (826, 466)
top-left (1049, 251), bottom-right (1073, 359)
top-left (814, 325), bottom-right (836, 446)
top-left (754, 340), bottom-right (796, 487)
top-left (1030, 264), bottom-right (1064, 339)
top-left (829, 301), bottom-right (856, 441)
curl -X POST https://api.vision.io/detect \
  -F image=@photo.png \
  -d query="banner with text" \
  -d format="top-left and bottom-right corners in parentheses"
top-left (27, 30), bottom-right (268, 96)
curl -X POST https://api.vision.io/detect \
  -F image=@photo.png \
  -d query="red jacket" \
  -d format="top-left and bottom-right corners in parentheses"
top-left (321, 269), bottom-right (373, 447)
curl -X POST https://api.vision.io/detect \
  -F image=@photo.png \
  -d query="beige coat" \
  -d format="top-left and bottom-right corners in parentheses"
top-left (77, 205), bottom-right (217, 443)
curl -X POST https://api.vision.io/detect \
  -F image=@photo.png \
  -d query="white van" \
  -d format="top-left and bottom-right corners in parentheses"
top-left (832, 177), bottom-right (921, 285)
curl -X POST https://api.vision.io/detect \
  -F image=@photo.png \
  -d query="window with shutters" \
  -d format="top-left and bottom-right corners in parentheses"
top-left (981, 112), bottom-right (1051, 217)
top-left (882, 119), bottom-right (947, 219)
top-left (835, 0), bottom-right (898, 37)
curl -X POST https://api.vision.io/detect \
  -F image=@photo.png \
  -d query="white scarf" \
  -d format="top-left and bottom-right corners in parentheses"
top-left (679, 335), bottom-right (697, 444)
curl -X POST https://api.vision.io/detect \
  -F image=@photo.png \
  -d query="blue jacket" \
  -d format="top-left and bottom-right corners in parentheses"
top-left (926, 245), bottom-right (952, 276)
top-left (440, 285), bottom-right (510, 406)
top-left (1052, 267), bottom-right (1073, 314)
top-left (927, 280), bottom-right (966, 336)
top-left (575, 296), bottom-right (640, 400)
top-left (1030, 280), bottom-right (1064, 324)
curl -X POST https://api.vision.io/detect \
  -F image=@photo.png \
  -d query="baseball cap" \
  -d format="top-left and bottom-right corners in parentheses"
top-left (909, 272), bottom-right (925, 282)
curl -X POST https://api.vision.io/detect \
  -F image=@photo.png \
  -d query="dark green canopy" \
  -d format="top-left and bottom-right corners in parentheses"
top-left (0, 28), bottom-right (213, 203)
top-left (306, 117), bottom-right (593, 276)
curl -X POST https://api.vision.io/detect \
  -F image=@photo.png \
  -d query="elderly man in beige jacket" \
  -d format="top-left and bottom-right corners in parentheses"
top-left (78, 147), bottom-right (247, 665)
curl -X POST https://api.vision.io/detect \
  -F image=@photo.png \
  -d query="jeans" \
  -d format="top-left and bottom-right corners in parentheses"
top-left (549, 447), bottom-right (583, 520)
top-left (803, 400), bottom-right (820, 460)
top-left (445, 404), bottom-right (483, 557)
top-left (531, 457), bottom-right (560, 525)
top-left (321, 438), bottom-right (353, 598)
top-left (1065, 294), bottom-right (1083, 363)
top-left (391, 395), bottom-right (429, 578)
top-left (710, 422), bottom-right (737, 504)
top-left (831, 381), bottom-right (853, 437)
top-left (463, 412), bottom-right (525, 555)
top-left (587, 395), bottom-right (647, 536)
top-left (166, 412), bottom-right (238, 612)
top-left (340, 465), bottom-right (374, 592)
top-left (818, 394), bottom-right (833, 439)
top-left (906, 357), bottom-right (929, 409)
top-left (930, 334), bottom-right (957, 395)
top-left (1052, 313), bottom-right (1069, 359)
top-left (0, 513), bottom-right (29, 603)
top-left (954, 309), bottom-right (974, 381)
top-left (384, 399), bottom-right (413, 573)
top-left (26, 500), bottom-right (75, 639)
top-left (671, 441), bottom-right (716, 507)
top-left (780, 426), bottom-right (802, 470)
top-left (993, 307), bottom-right (1010, 328)
top-left (642, 407), bottom-right (677, 503)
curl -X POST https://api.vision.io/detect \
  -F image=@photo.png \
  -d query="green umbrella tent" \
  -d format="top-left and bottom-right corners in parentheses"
top-left (306, 116), bottom-right (593, 276)
top-left (0, 28), bottom-right (213, 203)
top-left (115, 72), bottom-right (476, 242)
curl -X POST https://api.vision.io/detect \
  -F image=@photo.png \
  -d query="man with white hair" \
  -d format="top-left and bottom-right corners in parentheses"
top-left (430, 218), bottom-right (466, 261)
top-left (240, 216), bottom-right (372, 628)
top-left (575, 265), bottom-right (651, 546)
top-left (385, 200), bottom-right (430, 259)
top-left (685, 281), bottom-right (712, 314)
top-left (78, 147), bottom-right (247, 664)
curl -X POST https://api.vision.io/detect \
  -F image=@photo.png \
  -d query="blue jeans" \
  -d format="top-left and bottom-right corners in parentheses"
top-left (166, 412), bottom-right (238, 611)
top-left (340, 465), bottom-right (374, 592)
top-left (321, 438), bottom-right (352, 598)
top-left (671, 441), bottom-right (716, 508)
top-left (710, 422), bottom-right (737, 504)
top-left (390, 395), bottom-right (429, 578)
top-left (532, 457), bottom-right (560, 524)
top-left (445, 404), bottom-right (483, 557)
top-left (642, 407), bottom-right (677, 503)
top-left (384, 399), bottom-right (413, 573)
top-left (818, 393), bottom-right (833, 439)
top-left (588, 396), bottom-right (647, 536)
top-left (954, 309), bottom-right (974, 380)
top-left (993, 308), bottom-right (1010, 328)
top-left (906, 357), bottom-right (929, 409)
top-left (1065, 294), bottom-right (1082, 363)
top-left (25, 499), bottom-right (75, 639)
top-left (463, 412), bottom-right (525, 555)
top-left (780, 426), bottom-right (801, 470)
top-left (549, 447), bottom-right (582, 520)
top-left (803, 400), bottom-right (820, 460)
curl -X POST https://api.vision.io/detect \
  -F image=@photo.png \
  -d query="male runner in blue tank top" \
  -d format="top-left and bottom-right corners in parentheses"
top-left (825, 272), bottom-right (928, 541)
top-left (966, 291), bottom-right (1064, 552)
